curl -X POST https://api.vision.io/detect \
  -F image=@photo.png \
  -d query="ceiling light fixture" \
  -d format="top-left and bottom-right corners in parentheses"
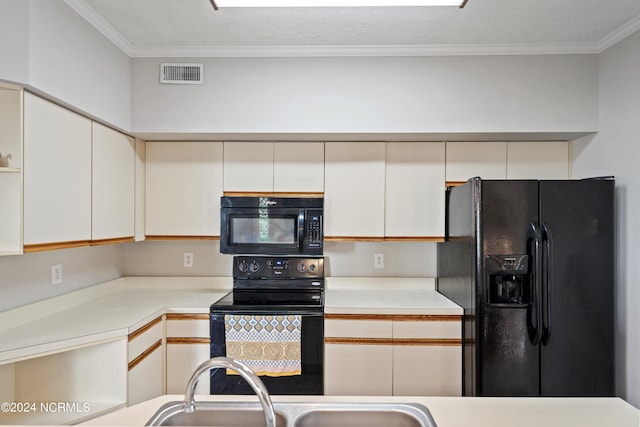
top-left (210, 0), bottom-right (468, 9)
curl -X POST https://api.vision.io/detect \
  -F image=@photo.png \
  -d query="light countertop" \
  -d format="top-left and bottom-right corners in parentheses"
top-left (325, 277), bottom-right (462, 315)
top-left (0, 277), bottom-right (232, 363)
top-left (86, 394), bottom-right (640, 427)
top-left (0, 276), bottom-right (458, 364)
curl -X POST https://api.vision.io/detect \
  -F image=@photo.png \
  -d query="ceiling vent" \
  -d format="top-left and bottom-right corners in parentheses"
top-left (160, 63), bottom-right (204, 84)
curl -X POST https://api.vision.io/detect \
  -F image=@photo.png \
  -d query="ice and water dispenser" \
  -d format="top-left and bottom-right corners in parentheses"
top-left (486, 255), bottom-right (530, 305)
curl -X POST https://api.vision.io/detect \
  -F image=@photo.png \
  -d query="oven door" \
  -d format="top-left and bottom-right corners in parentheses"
top-left (210, 309), bottom-right (324, 395)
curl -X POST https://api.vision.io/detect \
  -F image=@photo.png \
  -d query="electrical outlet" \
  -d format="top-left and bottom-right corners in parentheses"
top-left (51, 264), bottom-right (63, 285)
top-left (374, 253), bottom-right (384, 269)
top-left (184, 252), bottom-right (194, 268)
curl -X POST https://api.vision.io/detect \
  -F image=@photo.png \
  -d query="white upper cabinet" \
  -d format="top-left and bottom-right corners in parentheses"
top-left (223, 142), bottom-right (274, 193)
top-left (273, 142), bottom-right (324, 193)
top-left (145, 141), bottom-right (223, 237)
top-left (223, 141), bottom-right (324, 194)
top-left (445, 141), bottom-right (507, 182)
top-left (91, 122), bottom-right (135, 242)
top-left (0, 85), bottom-right (23, 255)
top-left (385, 142), bottom-right (445, 239)
top-left (324, 142), bottom-right (386, 239)
top-left (23, 92), bottom-right (92, 248)
top-left (506, 141), bottom-right (569, 179)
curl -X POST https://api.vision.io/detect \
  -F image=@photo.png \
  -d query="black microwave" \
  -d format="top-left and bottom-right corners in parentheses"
top-left (220, 196), bottom-right (323, 255)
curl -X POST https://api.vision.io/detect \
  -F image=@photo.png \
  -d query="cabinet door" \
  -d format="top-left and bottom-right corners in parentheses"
top-left (23, 93), bottom-right (92, 247)
top-left (324, 343), bottom-right (392, 396)
top-left (393, 345), bottom-right (462, 396)
top-left (223, 142), bottom-right (274, 193)
top-left (127, 318), bottom-right (163, 406)
top-left (146, 141), bottom-right (223, 236)
top-left (385, 142), bottom-right (445, 238)
top-left (506, 141), bottom-right (569, 179)
top-left (165, 314), bottom-right (211, 395)
top-left (273, 142), bottom-right (324, 193)
top-left (392, 319), bottom-right (462, 396)
top-left (166, 343), bottom-right (210, 395)
top-left (128, 347), bottom-right (163, 406)
top-left (92, 123), bottom-right (135, 242)
top-left (324, 142), bottom-right (385, 238)
top-left (445, 141), bottom-right (507, 182)
top-left (324, 317), bottom-right (393, 396)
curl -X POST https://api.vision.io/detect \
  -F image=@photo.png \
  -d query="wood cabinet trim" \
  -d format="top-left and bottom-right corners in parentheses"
top-left (325, 337), bottom-right (462, 346)
top-left (166, 337), bottom-right (211, 345)
top-left (325, 314), bottom-right (462, 322)
top-left (445, 181), bottom-right (468, 187)
top-left (324, 236), bottom-right (385, 242)
top-left (91, 237), bottom-right (135, 246)
top-left (128, 316), bottom-right (163, 342)
top-left (223, 192), bottom-right (324, 198)
top-left (166, 313), bottom-right (210, 321)
top-left (383, 236), bottom-right (444, 242)
top-left (145, 235), bottom-right (219, 241)
top-left (24, 240), bottom-right (92, 253)
top-left (128, 339), bottom-right (162, 371)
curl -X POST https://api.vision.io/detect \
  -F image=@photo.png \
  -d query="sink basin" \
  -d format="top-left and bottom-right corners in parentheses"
top-left (291, 403), bottom-right (435, 427)
top-left (146, 402), bottom-right (287, 427)
top-left (146, 401), bottom-right (437, 427)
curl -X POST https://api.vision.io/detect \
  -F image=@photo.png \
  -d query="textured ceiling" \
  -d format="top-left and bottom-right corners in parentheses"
top-left (68, 0), bottom-right (640, 56)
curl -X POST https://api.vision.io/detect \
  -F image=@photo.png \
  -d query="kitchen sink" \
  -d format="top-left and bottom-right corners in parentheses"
top-left (146, 401), bottom-right (437, 427)
top-left (291, 403), bottom-right (436, 427)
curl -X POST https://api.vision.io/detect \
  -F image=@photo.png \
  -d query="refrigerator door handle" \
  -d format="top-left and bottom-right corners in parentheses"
top-left (528, 222), bottom-right (543, 346)
top-left (541, 223), bottom-right (553, 346)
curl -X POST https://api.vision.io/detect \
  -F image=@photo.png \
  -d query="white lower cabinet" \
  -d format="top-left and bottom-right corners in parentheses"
top-left (324, 315), bottom-right (462, 396)
top-left (165, 314), bottom-right (211, 395)
top-left (127, 317), bottom-right (164, 406)
top-left (324, 318), bottom-right (393, 395)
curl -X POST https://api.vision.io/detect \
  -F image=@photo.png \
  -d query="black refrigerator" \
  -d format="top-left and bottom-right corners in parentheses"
top-left (437, 177), bottom-right (615, 397)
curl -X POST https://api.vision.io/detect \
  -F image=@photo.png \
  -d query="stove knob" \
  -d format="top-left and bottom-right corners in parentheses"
top-left (249, 260), bottom-right (260, 273)
top-left (297, 262), bottom-right (307, 273)
top-left (308, 263), bottom-right (317, 273)
top-left (238, 260), bottom-right (249, 273)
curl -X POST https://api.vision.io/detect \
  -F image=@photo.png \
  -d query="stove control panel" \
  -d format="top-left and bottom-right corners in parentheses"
top-left (233, 256), bottom-right (324, 279)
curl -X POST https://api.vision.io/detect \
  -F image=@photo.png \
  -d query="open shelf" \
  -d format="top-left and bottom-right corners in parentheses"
top-left (0, 338), bottom-right (128, 425)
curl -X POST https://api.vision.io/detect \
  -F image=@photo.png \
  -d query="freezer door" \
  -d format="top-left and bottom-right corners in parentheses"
top-left (481, 304), bottom-right (539, 396)
top-left (538, 179), bottom-right (615, 396)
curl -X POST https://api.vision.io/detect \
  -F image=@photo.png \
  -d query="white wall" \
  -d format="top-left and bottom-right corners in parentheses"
top-left (0, 0), bottom-right (131, 130)
top-left (26, 0), bottom-right (131, 130)
top-left (0, 0), bottom-right (29, 85)
top-left (0, 245), bottom-right (122, 312)
top-left (131, 55), bottom-right (598, 137)
top-left (121, 240), bottom-right (438, 278)
top-left (572, 30), bottom-right (640, 407)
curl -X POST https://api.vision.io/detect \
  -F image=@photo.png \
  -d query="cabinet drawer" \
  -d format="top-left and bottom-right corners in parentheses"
top-left (393, 318), bottom-right (461, 340)
top-left (128, 317), bottom-right (163, 362)
top-left (166, 314), bottom-right (210, 338)
top-left (324, 319), bottom-right (392, 339)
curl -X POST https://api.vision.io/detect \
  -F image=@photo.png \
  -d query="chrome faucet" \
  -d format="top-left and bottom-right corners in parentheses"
top-left (182, 357), bottom-right (276, 427)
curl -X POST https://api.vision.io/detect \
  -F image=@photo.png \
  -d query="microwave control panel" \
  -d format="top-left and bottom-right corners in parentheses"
top-left (306, 209), bottom-right (323, 248)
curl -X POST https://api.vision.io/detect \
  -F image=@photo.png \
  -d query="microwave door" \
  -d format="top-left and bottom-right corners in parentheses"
top-left (222, 212), bottom-right (301, 255)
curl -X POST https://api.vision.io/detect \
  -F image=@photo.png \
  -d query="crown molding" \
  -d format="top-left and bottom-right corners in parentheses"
top-left (66, 0), bottom-right (634, 59)
top-left (63, 0), bottom-right (135, 57)
top-left (598, 14), bottom-right (640, 52)
top-left (130, 42), bottom-right (599, 58)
